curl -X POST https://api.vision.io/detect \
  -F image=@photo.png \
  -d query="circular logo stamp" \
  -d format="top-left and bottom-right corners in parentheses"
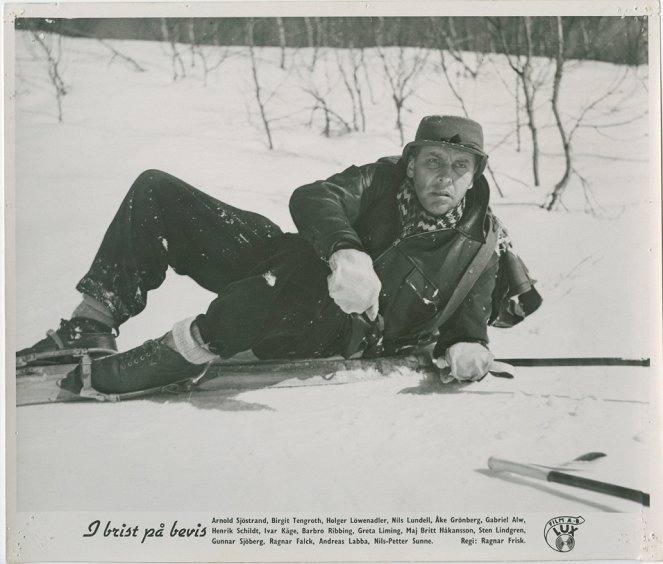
top-left (544, 516), bottom-right (585, 552)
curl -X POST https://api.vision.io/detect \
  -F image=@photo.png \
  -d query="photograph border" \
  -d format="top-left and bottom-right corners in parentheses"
top-left (4, 1), bottom-right (662, 563)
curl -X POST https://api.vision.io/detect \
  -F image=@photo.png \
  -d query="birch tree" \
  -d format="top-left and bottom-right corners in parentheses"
top-left (488, 17), bottom-right (543, 186)
top-left (246, 18), bottom-right (274, 150)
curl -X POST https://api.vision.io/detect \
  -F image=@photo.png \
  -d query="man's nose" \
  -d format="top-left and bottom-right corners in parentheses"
top-left (436, 167), bottom-right (453, 184)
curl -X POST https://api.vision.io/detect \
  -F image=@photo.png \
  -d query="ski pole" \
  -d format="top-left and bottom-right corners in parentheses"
top-left (487, 456), bottom-right (650, 507)
top-left (496, 357), bottom-right (650, 367)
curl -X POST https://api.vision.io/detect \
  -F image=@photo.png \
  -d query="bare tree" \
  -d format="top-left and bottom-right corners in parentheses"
top-left (315, 17), bottom-right (327, 49)
top-left (334, 44), bottom-right (369, 132)
top-left (297, 51), bottom-right (353, 137)
top-left (435, 17), bottom-right (487, 79)
top-left (358, 49), bottom-right (379, 106)
top-left (375, 18), bottom-right (429, 145)
top-left (543, 17), bottom-right (571, 211)
top-left (303, 17), bottom-right (319, 71)
top-left (160, 18), bottom-right (186, 81)
top-left (31, 31), bottom-right (67, 122)
top-left (542, 62), bottom-right (643, 212)
top-left (431, 20), bottom-right (504, 196)
top-left (246, 18), bottom-right (274, 150)
top-left (577, 18), bottom-right (597, 60)
top-left (40, 21), bottom-right (146, 72)
top-left (488, 17), bottom-right (542, 186)
top-left (436, 50), bottom-right (505, 198)
top-left (161, 19), bottom-right (234, 87)
top-left (187, 19), bottom-right (197, 68)
top-left (515, 73), bottom-right (521, 151)
top-left (276, 17), bottom-right (287, 69)
top-left (303, 84), bottom-right (353, 137)
top-left (192, 44), bottom-right (232, 87)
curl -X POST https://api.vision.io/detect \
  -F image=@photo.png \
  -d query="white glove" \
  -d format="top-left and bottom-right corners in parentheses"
top-left (442, 342), bottom-right (494, 381)
top-left (327, 249), bottom-right (381, 320)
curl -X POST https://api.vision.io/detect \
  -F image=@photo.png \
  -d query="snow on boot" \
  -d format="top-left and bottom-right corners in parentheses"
top-left (16, 317), bottom-right (117, 367)
top-left (58, 335), bottom-right (206, 395)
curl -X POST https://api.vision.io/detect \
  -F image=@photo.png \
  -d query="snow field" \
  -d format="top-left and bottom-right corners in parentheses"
top-left (17, 365), bottom-right (650, 513)
top-left (11, 31), bottom-right (661, 520)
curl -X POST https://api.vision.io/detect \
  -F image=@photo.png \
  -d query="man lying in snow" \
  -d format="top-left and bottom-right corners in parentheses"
top-left (17, 115), bottom-right (541, 394)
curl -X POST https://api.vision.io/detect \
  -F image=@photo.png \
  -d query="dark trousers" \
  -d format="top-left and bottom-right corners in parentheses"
top-left (77, 170), bottom-right (357, 359)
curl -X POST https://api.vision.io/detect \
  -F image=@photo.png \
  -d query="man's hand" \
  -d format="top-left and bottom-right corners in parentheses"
top-left (327, 249), bottom-right (381, 320)
top-left (442, 342), bottom-right (494, 381)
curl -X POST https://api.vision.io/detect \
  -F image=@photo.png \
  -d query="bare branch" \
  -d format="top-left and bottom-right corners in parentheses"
top-left (575, 110), bottom-right (649, 131)
top-left (567, 67), bottom-right (632, 143)
top-left (377, 45), bottom-right (429, 145)
top-left (334, 48), bottom-right (359, 131)
top-left (192, 44), bottom-right (231, 87)
top-left (302, 86), bottom-right (353, 136)
top-left (486, 18), bottom-right (525, 77)
top-left (100, 38), bottom-right (146, 72)
top-left (246, 18), bottom-right (274, 150)
top-left (30, 31), bottom-right (67, 122)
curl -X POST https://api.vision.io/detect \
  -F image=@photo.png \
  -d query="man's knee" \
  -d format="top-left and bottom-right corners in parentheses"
top-left (131, 169), bottom-right (170, 192)
top-left (128, 169), bottom-right (189, 208)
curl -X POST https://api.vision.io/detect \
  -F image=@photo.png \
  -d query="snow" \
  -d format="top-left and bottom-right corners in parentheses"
top-left (10, 31), bottom-right (662, 534)
top-left (262, 270), bottom-right (277, 287)
top-left (15, 365), bottom-right (654, 515)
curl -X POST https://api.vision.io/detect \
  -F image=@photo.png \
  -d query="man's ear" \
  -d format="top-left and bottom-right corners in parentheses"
top-left (406, 156), bottom-right (415, 178)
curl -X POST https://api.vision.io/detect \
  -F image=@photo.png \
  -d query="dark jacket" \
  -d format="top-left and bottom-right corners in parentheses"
top-left (290, 157), bottom-right (540, 358)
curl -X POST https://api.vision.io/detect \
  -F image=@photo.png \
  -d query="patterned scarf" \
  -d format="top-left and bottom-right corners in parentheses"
top-left (396, 177), bottom-right (465, 238)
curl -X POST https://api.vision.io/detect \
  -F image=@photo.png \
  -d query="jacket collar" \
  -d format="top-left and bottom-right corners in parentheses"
top-left (455, 175), bottom-right (490, 243)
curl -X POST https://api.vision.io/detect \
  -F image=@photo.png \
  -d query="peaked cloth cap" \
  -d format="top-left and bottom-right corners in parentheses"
top-left (403, 115), bottom-right (489, 178)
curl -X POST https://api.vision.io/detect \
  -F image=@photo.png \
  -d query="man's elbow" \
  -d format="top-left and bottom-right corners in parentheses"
top-left (288, 183), bottom-right (317, 220)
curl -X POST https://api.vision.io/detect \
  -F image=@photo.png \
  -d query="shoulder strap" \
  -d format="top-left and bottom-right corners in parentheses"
top-left (433, 222), bottom-right (498, 329)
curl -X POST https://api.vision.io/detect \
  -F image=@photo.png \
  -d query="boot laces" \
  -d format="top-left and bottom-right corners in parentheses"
top-left (119, 340), bottom-right (162, 369)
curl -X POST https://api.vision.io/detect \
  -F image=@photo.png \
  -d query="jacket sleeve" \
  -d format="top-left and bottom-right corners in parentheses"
top-left (433, 253), bottom-right (499, 358)
top-left (289, 163), bottom-right (379, 261)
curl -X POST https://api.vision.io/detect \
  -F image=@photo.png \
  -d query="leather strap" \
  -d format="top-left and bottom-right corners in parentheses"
top-left (433, 221), bottom-right (499, 330)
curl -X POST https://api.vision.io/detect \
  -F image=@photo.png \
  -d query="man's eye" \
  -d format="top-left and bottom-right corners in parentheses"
top-left (454, 162), bottom-right (468, 170)
top-left (427, 158), bottom-right (440, 165)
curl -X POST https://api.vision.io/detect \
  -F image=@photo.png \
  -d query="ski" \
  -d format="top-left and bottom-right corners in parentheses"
top-left (16, 352), bottom-right (451, 407)
top-left (16, 346), bottom-right (118, 369)
top-left (15, 351), bottom-right (651, 407)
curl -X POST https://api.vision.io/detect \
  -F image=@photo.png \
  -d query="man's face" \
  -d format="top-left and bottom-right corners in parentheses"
top-left (407, 145), bottom-right (476, 216)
